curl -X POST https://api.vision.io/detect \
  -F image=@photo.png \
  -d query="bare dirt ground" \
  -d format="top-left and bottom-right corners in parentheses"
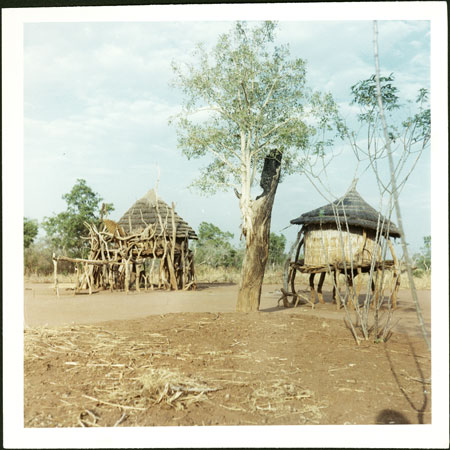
top-left (24, 282), bottom-right (431, 427)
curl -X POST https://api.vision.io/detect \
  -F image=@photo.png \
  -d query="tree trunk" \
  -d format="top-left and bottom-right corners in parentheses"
top-left (236, 150), bottom-right (282, 312)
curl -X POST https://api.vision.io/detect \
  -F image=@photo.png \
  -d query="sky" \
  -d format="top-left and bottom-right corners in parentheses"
top-left (21, 14), bottom-right (434, 254)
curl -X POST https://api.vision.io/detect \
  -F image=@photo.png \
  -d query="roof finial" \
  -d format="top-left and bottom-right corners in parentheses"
top-left (348, 177), bottom-right (359, 193)
top-left (145, 189), bottom-right (158, 205)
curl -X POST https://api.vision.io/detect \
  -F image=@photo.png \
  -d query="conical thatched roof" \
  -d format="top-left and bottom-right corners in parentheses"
top-left (290, 182), bottom-right (401, 238)
top-left (118, 190), bottom-right (197, 239)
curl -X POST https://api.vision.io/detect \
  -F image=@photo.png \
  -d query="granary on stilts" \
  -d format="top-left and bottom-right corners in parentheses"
top-left (52, 189), bottom-right (197, 295)
top-left (279, 181), bottom-right (401, 310)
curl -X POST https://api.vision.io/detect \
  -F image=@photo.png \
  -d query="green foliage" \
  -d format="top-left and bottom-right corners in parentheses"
top-left (198, 221), bottom-right (234, 244)
top-left (194, 222), bottom-right (286, 269)
top-left (24, 237), bottom-right (53, 275)
top-left (350, 73), bottom-right (430, 148)
top-left (348, 73), bottom-right (430, 200)
top-left (171, 21), bottom-right (344, 194)
top-left (413, 235), bottom-right (431, 276)
top-left (268, 232), bottom-right (286, 266)
top-left (24, 217), bottom-right (38, 249)
top-left (42, 179), bottom-right (114, 258)
top-left (194, 222), bottom-right (243, 268)
top-left (351, 73), bottom-right (400, 117)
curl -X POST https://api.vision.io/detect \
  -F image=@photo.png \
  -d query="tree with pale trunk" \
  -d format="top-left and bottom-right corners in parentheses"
top-left (171, 21), bottom-right (343, 311)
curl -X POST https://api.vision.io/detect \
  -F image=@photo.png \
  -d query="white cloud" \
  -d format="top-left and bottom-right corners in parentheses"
top-left (22, 19), bottom-right (432, 253)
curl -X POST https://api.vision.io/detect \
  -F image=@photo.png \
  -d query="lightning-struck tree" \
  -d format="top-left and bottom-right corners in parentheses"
top-left (171, 21), bottom-right (343, 311)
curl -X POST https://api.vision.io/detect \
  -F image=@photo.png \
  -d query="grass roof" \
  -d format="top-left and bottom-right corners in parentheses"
top-left (118, 189), bottom-right (197, 239)
top-left (290, 183), bottom-right (401, 238)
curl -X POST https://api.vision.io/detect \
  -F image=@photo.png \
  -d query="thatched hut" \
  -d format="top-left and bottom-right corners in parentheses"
top-left (52, 189), bottom-right (197, 295)
top-left (280, 182), bottom-right (401, 309)
top-left (110, 189), bottom-right (198, 291)
top-left (118, 189), bottom-right (197, 241)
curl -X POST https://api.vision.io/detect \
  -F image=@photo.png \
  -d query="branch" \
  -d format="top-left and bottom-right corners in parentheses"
top-left (373, 20), bottom-right (430, 352)
top-left (259, 116), bottom-right (294, 141)
top-left (261, 71), bottom-right (281, 110)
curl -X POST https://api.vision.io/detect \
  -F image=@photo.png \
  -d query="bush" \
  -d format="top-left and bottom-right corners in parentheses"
top-left (41, 179), bottom-right (114, 258)
top-left (412, 235), bottom-right (431, 277)
top-left (24, 217), bottom-right (39, 249)
top-left (24, 238), bottom-right (74, 276)
top-left (268, 232), bottom-right (287, 268)
top-left (193, 222), bottom-right (244, 269)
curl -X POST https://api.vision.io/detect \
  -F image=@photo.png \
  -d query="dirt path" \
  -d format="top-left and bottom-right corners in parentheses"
top-left (24, 282), bottom-right (431, 338)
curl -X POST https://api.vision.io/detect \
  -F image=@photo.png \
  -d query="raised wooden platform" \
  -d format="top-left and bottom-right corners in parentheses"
top-left (289, 259), bottom-right (396, 274)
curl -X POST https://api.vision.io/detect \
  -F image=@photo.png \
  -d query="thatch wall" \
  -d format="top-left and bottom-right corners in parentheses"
top-left (303, 224), bottom-right (382, 266)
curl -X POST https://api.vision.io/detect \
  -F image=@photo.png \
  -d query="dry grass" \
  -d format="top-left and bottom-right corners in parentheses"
top-left (402, 271), bottom-right (431, 290)
top-left (24, 320), bottom-right (323, 426)
top-left (194, 264), bottom-right (430, 290)
top-left (195, 265), bottom-right (241, 284)
top-left (195, 266), bottom-right (286, 285)
top-left (139, 368), bottom-right (216, 409)
top-left (25, 273), bottom-right (76, 284)
top-left (24, 324), bottom-right (217, 420)
top-left (24, 266), bottom-right (431, 290)
top-left (246, 380), bottom-right (324, 423)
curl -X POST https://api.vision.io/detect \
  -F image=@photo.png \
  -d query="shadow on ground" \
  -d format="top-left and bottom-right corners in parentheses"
top-left (375, 409), bottom-right (411, 424)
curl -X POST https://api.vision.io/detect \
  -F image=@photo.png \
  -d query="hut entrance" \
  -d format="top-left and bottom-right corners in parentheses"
top-left (52, 189), bottom-right (197, 295)
top-left (279, 183), bottom-right (401, 310)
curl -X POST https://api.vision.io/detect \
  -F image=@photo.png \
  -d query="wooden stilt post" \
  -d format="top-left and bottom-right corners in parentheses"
top-left (136, 263), bottom-right (141, 292)
top-left (53, 253), bottom-right (59, 298)
top-left (150, 258), bottom-right (156, 290)
top-left (168, 203), bottom-right (178, 290)
top-left (125, 261), bottom-right (130, 294)
top-left (108, 263), bottom-right (113, 292)
top-left (181, 236), bottom-right (186, 289)
top-left (289, 266), bottom-right (298, 306)
top-left (309, 273), bottom-right (316, 305)
top-left (335, 268), bottom-right (341, 310)
top-left (331, 268), bottom-right (340, 305)
top-left (84, 263), bottom-right (92, 295)
top-left (347, 273), bottom-right (355, 311)
top-left (317, 272), bottom-right (326, 304)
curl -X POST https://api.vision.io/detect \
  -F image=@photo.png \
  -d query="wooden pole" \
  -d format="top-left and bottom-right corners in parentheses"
top-left (84, 263), bottom-right (92, 295)
top-left (125, 260), bottom-right (130, 294)
top-left (136, 263), bottom-right (141, 292)
top-left (54, 255), bottom-right (120, 265)
top-left (150, 258), bottom-right (156, 290)
top-left (355, 267), bottom-right (363, 305)
top-left (181, 236), bottom-right (186, 289)
top-left (335, 268), bottom-right (341, 310)
top-left (373, 20), bottom-right (430, 351)
top-left (167, 203), bottom-right (178, 290)
top-left (75, 263), bottom-right (80, 293)
top-left (289, 266), bottom-right (298, 306)
top-left (387, 239), bottom-right (400, 309)
top-left (52, 253), bottom-right (59, 298)
top-left (309, 273), bottom-right (316, 305)
top-left (283, 232), bottom-right (303, 292)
